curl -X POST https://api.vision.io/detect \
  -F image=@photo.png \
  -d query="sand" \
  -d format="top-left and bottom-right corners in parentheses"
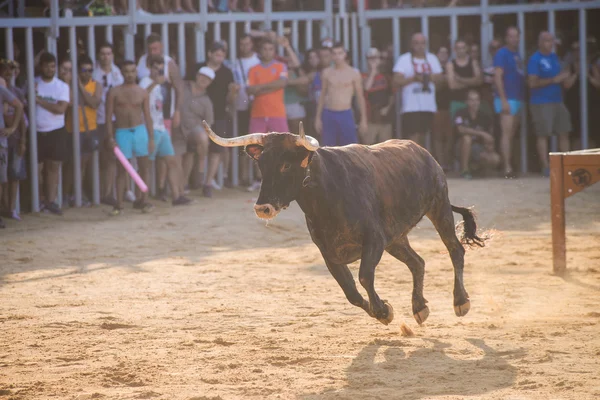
top-left (1, 177), bottom-right (599, 400)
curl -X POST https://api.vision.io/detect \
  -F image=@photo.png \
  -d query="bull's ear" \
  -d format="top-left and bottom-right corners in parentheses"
top-left (245, 144), bottom-right (264, 160)
top-left (300, 150), bottom-right (314, 168)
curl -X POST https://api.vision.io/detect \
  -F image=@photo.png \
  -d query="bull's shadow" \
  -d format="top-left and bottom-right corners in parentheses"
top-left (301, 337), bottom-right (520, 400)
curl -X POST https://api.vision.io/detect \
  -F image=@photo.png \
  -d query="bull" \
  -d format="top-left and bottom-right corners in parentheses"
top-left (202, 121), bottom-right (485, 326)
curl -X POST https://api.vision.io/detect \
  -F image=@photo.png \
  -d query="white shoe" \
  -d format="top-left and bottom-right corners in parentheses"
top-left (136, 8), bottom-right (152, 16)
top-left (210, 179), bottom-right (222, 190)
top-left (247, 181), bottom-right (261, 192)
top-left (125, 190), bottom-right (136, 202)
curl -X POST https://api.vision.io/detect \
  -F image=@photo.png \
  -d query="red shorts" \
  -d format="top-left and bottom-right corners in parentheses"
top-left (248, 117), bottom-right (289, 134)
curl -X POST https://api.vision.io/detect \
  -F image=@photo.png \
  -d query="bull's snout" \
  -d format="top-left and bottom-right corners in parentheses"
top-left (254, 203), bottom-right (280, 220)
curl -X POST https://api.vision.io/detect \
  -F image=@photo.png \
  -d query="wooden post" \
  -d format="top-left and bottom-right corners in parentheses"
top-left (550, 154), bottom-right (566, 275)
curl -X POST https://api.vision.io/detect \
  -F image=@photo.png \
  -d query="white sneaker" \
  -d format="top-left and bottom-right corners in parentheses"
top-left (125, 190), bottom-right (136, 202)
top-left (247, 181), bottom-right (261, 192)
top-left (210, 179), bottom-right (222, 190)
top-left (136, 8), bottom-right (152, 16)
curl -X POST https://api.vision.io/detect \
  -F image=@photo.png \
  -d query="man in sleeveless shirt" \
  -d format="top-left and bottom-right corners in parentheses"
top-left (447, 39), bottom-right (483, 119)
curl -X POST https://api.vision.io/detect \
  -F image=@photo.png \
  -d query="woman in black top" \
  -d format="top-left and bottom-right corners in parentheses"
top-left (447, 39), bottom-right (482, 119)
top-left (433, 45), bottom-right (453, 171)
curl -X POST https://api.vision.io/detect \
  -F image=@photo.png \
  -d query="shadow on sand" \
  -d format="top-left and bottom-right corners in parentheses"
top-left (302, 337), bottom-right (520, 400)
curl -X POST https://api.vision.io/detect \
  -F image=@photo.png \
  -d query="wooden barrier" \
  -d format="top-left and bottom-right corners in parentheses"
top-left (549, 149), bottom-right (600, 275)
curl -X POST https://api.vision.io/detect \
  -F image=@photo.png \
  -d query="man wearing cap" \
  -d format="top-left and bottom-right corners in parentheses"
top-left (139, 55), bottom-right (191, 206)
top-left (193, 42), bottom-right (238, 197)
top-left (362, 47), bottom-right (394, 145)
top-left (315, 42), bottom-right (367, 146)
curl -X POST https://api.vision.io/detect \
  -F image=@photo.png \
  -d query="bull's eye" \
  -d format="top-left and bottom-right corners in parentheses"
top-left (280, 162), bottom-right (291, 173)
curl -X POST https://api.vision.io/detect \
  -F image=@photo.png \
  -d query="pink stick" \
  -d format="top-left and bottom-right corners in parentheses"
top-left (113, 147), bottom-right (149, 193)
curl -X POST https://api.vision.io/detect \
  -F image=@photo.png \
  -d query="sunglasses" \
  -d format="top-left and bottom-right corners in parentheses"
top-left (81, 67), bottom-right (93, 73)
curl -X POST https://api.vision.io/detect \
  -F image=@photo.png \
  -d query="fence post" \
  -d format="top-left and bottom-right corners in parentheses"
top-left (88, 26), bottom-right (101, 206)
top-left (125, 0), bottom-right (137, 61)
top-left (26, 27), bottom-right (40, 212)
top-left (579, 8), bottom-right (588, 150)
top-left (68, 9), bottom-right (82, 208)
top-left (518, 11), bottom-right (528, 174)
top-left (547, 10), bottom-right (558, 153)
top-left (229, 20), bottom-right (239, 188)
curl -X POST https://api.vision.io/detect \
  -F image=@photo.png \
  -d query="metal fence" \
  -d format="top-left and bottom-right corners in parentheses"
top-left (1, 0), bottom-right (599, 213)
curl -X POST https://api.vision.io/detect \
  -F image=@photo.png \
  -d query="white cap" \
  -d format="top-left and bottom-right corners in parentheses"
top-left (198, 66), bottom-right (215, 80)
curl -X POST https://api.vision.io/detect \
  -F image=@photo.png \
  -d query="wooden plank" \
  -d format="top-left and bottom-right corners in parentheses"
top-left (562, 154), bottom-right (600, 166)
top-left (550, 154), bottom-right (566, 275)
top-left (563, 163), bottom-right (600, 198)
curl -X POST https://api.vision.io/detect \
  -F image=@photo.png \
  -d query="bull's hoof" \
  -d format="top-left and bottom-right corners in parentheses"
top-left (413, 306), bottom-right (430, 325)
top-left (377, 301), bottom-right (394, 325)
top-left (454, 300), bottom-right (471, 317)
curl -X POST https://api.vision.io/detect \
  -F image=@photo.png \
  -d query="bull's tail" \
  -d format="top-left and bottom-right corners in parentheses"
top-left (451, 205), bottom-right (486, 248)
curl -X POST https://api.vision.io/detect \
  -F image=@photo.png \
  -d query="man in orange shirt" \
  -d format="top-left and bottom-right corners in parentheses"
top-left (246, 38), bottom-right (289, 135)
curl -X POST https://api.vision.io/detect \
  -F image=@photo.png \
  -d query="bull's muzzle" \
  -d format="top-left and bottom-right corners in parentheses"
top-left (254, 203), bottom-right (280, 220)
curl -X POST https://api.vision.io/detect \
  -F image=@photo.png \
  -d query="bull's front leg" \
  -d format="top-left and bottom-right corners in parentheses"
top-left (323, 258), bottom-right (372, 316)
top-left (358, 239), bottom-right (394, 325)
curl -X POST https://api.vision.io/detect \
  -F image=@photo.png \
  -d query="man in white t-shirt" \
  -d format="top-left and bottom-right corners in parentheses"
top-left (393, 33), bottom-right (443, 146)
top-left (139, 55), bottom-right (191, 206)
top-left (92, 42), bottom-right (124, 206)
top-left (35, 52), bottom-right (70, 215)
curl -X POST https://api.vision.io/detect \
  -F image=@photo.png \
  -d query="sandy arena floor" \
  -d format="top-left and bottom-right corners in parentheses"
top-left (1, 177), bottom-right (599, 400)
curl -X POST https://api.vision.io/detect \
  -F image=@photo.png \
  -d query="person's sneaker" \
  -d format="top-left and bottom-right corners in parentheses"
top-left (45, 202), bottom-right (63, 216)
top-left (172, 196), bottom-right (192, 206)
top-left (210, 179), bottom-right (222, 190)
top-left (460, 170), bottom-right (473, 180)
top-left (203, 184), bottom-right (213, 198)
top-left (247, 181), bottom-right (261, 192)
top-left (133, 200), bottom-right (154, 213)
top-left (109, 207), bottom-right (122, 217)
top-left (542, 167), bottom-right (550, 177)
top-left (125, 190), bottom-right (136, 202)
top-left (10, 210), bottom-right (21, 221)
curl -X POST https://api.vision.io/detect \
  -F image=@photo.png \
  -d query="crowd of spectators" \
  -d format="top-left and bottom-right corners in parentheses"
top-left (1, 4), bottom-right (600, 228)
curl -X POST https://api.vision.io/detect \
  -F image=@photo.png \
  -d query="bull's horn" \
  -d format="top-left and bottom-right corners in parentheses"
top-left (296, 121), bottom-right (320, 151)
top-left (202, 120), bottom-right (267, 147)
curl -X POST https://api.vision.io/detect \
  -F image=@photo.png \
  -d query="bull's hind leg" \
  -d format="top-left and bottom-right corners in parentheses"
top-left (427, 200), bottom-right (471, 317)
top-left (323, 258), bottom-right (372, 316)
top-left (358, 241), bottom-right (394, 325)
top-left (386, 237), bottom-right (430, 325)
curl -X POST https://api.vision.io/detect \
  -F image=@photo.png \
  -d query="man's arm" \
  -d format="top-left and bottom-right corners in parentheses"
top-left (1, 97), bottom-right (23, 136)
top-left (353, 70), bottom-right (368, 129)
top-left (36, 97), bottom-right (68, 115)
top-left (248, 77), bottom-right (288, 96)
top-left (494, 67), bottom-right (508, 102)
top-left (455, 60), bottom-right (483, 87)
top-left (105, 88), bottom-right (115, 145)
top-left (287, 73), bottom-right (314, 87)
top-left (393, 71), bottom-right (416, 89)
top-left (456, 124), bottom-right (493, 141)
top-left (79, 81), bottom-right (102, 109)
top-left (168, 59), bottom-right (184, 126)
top-left (280, 37), bottom-right (301, 69)
top-left (142, 90), bottom-right (154, 150)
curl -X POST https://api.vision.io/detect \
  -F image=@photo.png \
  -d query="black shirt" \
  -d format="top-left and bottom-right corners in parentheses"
top-left (453, 107), bottom-right (492, 143)
top-left (196, 62), bottom-right (234, 121)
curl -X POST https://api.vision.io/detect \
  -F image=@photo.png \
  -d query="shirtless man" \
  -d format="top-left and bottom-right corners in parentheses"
top-left (106, 61), bottom-right (154, 215)
top-left (315, 42), bottom-right (368, 146)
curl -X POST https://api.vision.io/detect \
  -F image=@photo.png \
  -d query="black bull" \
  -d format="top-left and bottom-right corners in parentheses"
top-left (202, 121), bottom-right (485, 326)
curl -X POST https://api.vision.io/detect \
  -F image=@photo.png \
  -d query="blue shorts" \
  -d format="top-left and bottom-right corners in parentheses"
top-left (115, 124), bottom-right (149, 159)
top-left (321, 109), bottom-right (358, 146)
top-left (494, 98), bottom-right (523, 116)
top-left (149, 129), bottom-right (175, 161)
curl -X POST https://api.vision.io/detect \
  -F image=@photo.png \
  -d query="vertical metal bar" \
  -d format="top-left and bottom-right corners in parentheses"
top-left (106, 25), bottom-right (113, 44)
top-left (144, 24), bottom-right (152, 49)
top-left (362, 25), bottom-right (371, 72)
top-left (292, 20), bottom-right (299, 54)
top-left (550, 154), bottom-right (566, 275)
top-left (306, 19), bottom-right (313, 50)
top-left (8, 0), bottom-right (14, 17)
top-left (334, 15), bottom-right (341, 43)
top-left (229, 20), bottom-right (238, 187)
top-left (178, 23), bottom-right (186, 76)
top-left (244, 21), bottom-right (251, 33)
top-left (579, 8), bottom-right (589, 149)
top-left (5, 28), bottom-right (14, 61)
top-left (68, 9), bottom-right (82, 208)
top-left (125, 0), bottom-right (137, 61)
top-left (393, 17), bottom-right (401, 140)
top-left (548, 10), bottom-right (557, 152)
top-left (265, 0), bottom-right (273, 28)
top-left (26, 27), bottom-right (40, 212)
top-left (49, 0), bottom-right (60, 43)
top-left (161, 23), bottom-right (170, 58)
top-left (324, 0), bottom-right (333, 39)
top-left (213, 21), bottom-right (221, 42)
top-left (277, 20), bottom-right (285, 56)
top-left (518, 11), bottom-right (527, 173)
top-left (450, 14), bottom-right (458, 56)
top-left (88, 26), bottom-right (101, 206)
top-left (481, 0), bottom-right (491, 68)
top-left (421, 16), bottom-right (429, 52)
top-left (343, 16), bottom-right (350, 55)
top-left (351, 13), bottom-right (359, 68)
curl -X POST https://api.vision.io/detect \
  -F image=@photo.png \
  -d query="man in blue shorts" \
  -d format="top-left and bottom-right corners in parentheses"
top-left (106, 61), bottom-right (154, 215)
top-left (494, 26), bottom-right (525, 178)
top-left (139, 55), bottom-right (191, 206)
